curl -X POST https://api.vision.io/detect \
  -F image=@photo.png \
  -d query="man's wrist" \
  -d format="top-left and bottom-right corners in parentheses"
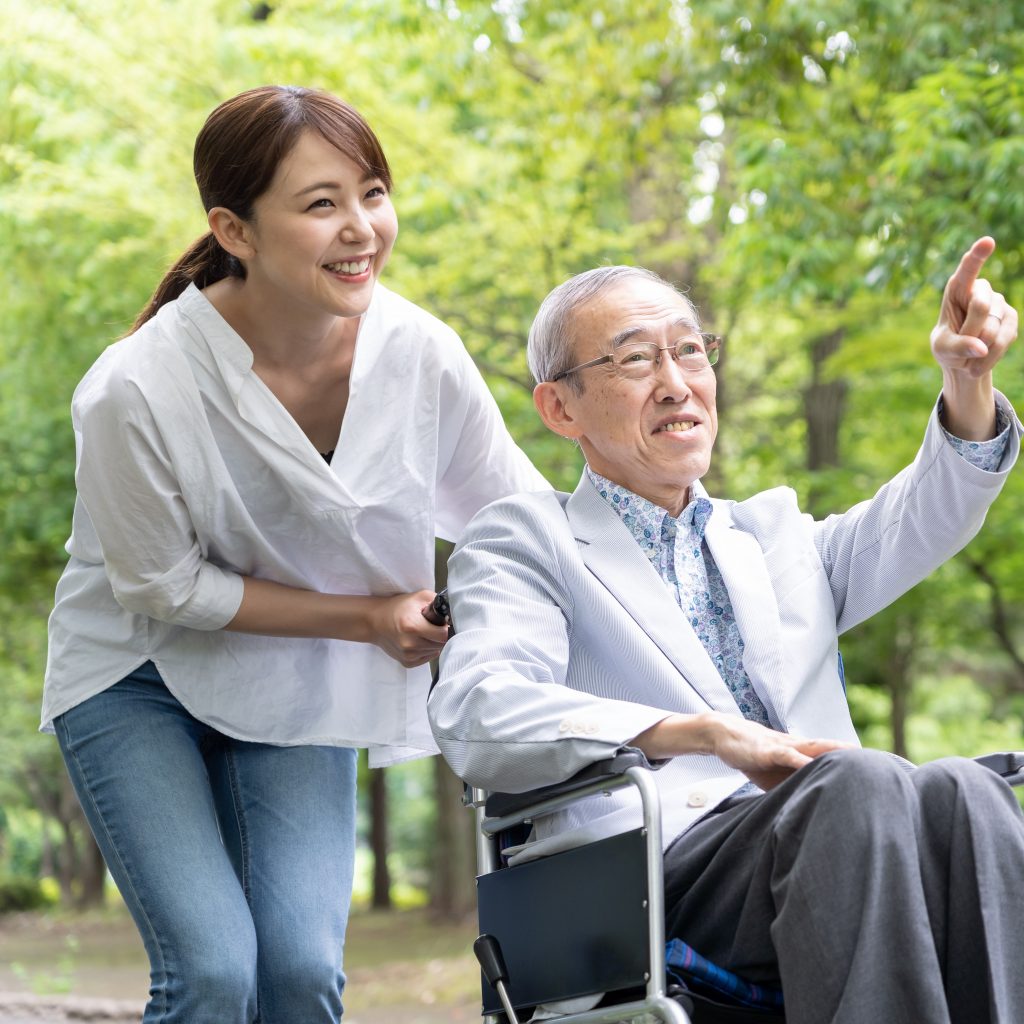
top-left (940, 373), bottom-right (997, 441)
top-left (632, 711), bottom-right (715, 759)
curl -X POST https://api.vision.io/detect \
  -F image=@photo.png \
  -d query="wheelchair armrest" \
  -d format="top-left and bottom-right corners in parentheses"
top-left (483, 750), bottom-right (1022, 821)
top-left (975, 751), bottom-right (1024, 787)
top-left (483, 750), bottom-right (649, 819)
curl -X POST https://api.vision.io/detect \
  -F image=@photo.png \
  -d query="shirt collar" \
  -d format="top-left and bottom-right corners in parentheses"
top-left (586, 467), bottom-right (714, 544)
top-left (176, 283), bottom-right (254, 371)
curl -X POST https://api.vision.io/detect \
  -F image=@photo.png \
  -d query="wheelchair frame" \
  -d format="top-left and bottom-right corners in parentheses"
top-left (430, 591), bottom-right (1024, 1023)
top-left (469, 754), bottom-right (691, 1024)
top-left (468, 750), bottom-right (1024, 1024)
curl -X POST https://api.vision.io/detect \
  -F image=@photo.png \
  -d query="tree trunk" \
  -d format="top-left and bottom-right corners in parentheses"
top-left (805, 327), bottom-right (847, 470)
top-left (57, 818), bottom-right (78, 905)
top-left (804, 327), bottom-right (848, 513)
top-left (888, 614), bottom-right (918, 760)
top-left (22, 764), bottom-right (79, 906)
top-left (369, 768), bottom-right (392, 910)
top-left (77, 834), bottom-right (108, 909)
top-left (965, 556), bottom-right (1024, 692)
top-left (890, 658), bottom-right (909, 760)
top-left (427, 537), bottom-right (475, 918)
top-left (429, 756), bottom-right (477, 921)
top-left (39, 818), bottom-right (54, 880)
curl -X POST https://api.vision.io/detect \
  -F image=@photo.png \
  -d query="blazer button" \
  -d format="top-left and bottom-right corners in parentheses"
top-left (687, 790), bottom-right (709, 808)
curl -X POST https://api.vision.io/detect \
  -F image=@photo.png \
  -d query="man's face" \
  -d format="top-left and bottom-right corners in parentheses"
top-left (540, 277), bottom-right (718, 515)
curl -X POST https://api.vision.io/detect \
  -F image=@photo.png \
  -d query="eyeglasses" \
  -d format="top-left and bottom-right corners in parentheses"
top-left (550, 333), bottom-right (722, 382)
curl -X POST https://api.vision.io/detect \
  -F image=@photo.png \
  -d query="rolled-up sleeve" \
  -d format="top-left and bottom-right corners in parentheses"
top-left (73, 373), bottom-right (243, 630)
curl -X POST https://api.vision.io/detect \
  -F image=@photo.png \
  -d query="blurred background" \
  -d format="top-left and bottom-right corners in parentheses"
top-left (1, 0), bottom-right (1022, 1017)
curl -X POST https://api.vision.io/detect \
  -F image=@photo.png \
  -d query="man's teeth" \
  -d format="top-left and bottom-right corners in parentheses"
top-left (659, 422), bottom-right (694, 433)
top-left (325, 257), bottom-right (371, 274)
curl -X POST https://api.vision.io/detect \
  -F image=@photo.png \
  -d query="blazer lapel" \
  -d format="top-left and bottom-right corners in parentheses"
top-left (565, 475), bottom-right (740, 714)
top-left (703, 504), bottom-right (789, 728)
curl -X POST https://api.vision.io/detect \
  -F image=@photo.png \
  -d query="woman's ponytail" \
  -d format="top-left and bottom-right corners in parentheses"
top-left (130, 231), bottom-right (239, 333)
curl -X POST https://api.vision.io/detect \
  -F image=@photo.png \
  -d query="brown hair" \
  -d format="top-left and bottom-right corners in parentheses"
top-left (131, 85), bottom-right (392, 331)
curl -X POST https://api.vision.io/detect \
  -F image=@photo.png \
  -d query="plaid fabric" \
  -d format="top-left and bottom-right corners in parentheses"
top-left (666, 938), bottom-right (784, 1010)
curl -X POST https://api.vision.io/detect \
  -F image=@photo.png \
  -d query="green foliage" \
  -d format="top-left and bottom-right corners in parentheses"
top-left (850, 672), bottom-right (1024, 764)
top-left (2, 0), bottom-right (1023, 901)
top-left (0, 874), bottom-right (52, 914)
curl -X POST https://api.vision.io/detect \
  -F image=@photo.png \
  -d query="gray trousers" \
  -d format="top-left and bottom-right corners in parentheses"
top-left (663, 748), bottom-right (1024, 1024)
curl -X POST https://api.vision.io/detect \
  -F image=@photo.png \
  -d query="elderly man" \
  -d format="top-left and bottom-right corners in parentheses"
top-left (429, 237), bottom-right (1024, 1024)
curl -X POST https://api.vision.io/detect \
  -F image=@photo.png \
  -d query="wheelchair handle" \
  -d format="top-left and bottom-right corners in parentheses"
top-left (422, 588), bottom-right (451, 627)
top-left (975, 751), bottom-right (1024, 786)
top-left (474, 933), bottom-right (521, 1024)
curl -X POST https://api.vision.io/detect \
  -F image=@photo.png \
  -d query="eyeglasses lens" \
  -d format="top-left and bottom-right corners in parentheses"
top-left (615, 337), bottom-right (718, 378)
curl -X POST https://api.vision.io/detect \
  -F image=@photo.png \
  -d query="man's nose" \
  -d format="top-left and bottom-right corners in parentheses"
top-left (653, 351), bottom-right (693, 400)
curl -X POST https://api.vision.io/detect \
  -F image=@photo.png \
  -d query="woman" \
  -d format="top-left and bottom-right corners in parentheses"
top-left (41, 85), bottom-right (547, 1023)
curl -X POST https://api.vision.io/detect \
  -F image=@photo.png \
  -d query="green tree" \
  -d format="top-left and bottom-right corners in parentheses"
top-left (2, 0), bottom-right (1022, 909)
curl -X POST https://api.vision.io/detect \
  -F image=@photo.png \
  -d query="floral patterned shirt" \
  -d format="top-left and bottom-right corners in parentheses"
top-left (587, 405), bottom-right (1010, 726)
top-left (588, 469), bottom-right (774, 726)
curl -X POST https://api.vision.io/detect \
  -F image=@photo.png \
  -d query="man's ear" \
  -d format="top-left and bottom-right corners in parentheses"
top-left (534, 381), bottom-right (584, 439)
top-left (208, 206), bottom-right (256, 262)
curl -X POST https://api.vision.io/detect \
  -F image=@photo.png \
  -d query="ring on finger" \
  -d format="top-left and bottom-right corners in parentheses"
top-left (987, 312), bottom-right (1003, 324)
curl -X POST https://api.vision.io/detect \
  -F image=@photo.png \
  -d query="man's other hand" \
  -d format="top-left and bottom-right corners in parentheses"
top-left (632, 712), bottom-right (855, 791)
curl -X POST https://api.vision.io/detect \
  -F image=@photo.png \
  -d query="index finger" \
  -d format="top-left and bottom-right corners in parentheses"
top-left (948, 236), bottom-right (996, 295)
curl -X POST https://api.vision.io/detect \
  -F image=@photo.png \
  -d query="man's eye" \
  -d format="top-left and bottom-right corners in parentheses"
top-left (620, 350), bottom-right (652, 365)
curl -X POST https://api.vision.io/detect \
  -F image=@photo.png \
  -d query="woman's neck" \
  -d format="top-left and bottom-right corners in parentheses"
top-left (203, 276), bottom-right (359, 370)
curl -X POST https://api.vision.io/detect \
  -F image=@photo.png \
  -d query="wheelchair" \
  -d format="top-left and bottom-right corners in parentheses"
top-left (467, 749), bottom-right (1024, 1024)
top-left (425, 589), bottom-right (1024, 1023)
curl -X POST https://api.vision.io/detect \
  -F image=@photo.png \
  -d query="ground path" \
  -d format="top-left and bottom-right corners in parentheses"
top-left (0, 908), bottom-right (481, 1023)
top-left (0, 993), bottom-right (477, 1023)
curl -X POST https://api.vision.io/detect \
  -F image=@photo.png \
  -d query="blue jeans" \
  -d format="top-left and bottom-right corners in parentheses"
top-left (55, 661), bottom-right (358, 1024)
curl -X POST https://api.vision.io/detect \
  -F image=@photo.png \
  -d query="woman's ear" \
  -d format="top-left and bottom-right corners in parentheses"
top-left (533, 381), bottom-right (584, 440)
top-left (208, 207), bottom-right (256, 261)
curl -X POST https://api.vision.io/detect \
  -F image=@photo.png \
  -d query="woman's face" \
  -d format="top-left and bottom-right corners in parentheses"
top-left (241, 129), bottom-right (398, 321)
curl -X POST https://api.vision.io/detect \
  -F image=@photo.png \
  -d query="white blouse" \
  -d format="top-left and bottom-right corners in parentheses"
top-left (42, 283), bottom-right (548, 766)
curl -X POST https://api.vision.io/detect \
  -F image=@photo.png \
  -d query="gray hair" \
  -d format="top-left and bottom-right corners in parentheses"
top-left (527, 266), bottom-right (699, 392)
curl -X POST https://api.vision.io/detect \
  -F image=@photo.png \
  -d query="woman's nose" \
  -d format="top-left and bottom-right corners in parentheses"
top-left (339, 205), bottom-right (374, 244)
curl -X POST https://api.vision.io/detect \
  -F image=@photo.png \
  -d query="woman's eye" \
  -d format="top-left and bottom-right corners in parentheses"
top-left (365, 185), bottom-right (387, 200)
top-left (308, 198), bottom-right (334, 210)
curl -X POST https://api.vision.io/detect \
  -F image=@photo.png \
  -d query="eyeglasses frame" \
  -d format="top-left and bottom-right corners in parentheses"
top-left (550, 332), bottom-right (723, 383)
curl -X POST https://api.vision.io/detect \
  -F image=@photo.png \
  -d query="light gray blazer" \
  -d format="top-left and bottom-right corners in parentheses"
top-left (429, 396), bottom-right (1021, 858)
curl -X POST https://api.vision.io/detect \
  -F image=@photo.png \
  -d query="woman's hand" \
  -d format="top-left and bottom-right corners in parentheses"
top-left (367, 590), bottom-right (451, 668)
top-left (633, 711), bottom-right (855, 791)
top-left (227, 579), bottom-right (449, 667)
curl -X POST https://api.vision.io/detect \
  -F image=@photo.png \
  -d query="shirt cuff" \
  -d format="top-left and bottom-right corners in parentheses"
top-left (939, 399), bottom-right (1011, 473)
